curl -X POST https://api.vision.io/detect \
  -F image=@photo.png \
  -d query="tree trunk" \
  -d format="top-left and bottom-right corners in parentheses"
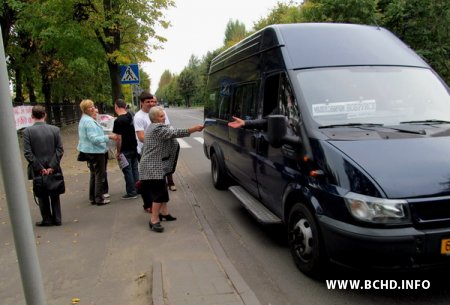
top-left (41, 75), bottom-right (52, 104)
top-left (108, 61), bottom-right (122, 103)
top-left (14, 68), bottom-right (24, 104)
top-left (41, 63), bottom-right (53, 123)
top-left (26, 77), bottom-right (37, 104)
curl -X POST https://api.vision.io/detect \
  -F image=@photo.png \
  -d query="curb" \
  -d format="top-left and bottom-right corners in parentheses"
top-left (177, 171), bottom-right (262, 305)
top-left (152, 261), bottom-right (165, 305)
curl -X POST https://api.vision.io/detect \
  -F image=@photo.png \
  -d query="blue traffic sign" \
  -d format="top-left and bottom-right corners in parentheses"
top-left (120, 64), bottom-right (140, 84)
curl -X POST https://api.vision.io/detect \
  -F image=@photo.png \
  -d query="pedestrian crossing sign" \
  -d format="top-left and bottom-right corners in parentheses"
top-left (120, 64), bottom-right (140, 84)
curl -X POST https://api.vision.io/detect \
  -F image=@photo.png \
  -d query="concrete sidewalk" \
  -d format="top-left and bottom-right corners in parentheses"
top-left (0, 124), bottom-right (261, 305)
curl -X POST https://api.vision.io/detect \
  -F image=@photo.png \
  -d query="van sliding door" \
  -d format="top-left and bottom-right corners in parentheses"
top-left (227, 82), bottom-right (260, 197)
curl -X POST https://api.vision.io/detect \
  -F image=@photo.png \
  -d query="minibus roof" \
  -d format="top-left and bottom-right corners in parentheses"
top-left (210, 23), bottom-right (429, 73)
top-left (275, 23), bottom-right (428, 69)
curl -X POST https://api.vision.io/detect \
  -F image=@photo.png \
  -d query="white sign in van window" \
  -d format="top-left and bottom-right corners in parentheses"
top-left (312, 100), bottom-right (376, 116)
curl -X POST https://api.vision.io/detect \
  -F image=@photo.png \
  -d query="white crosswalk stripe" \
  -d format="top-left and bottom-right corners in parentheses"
top-left (176, 137), bottom-right (204, 148)
top-left (176, 138), bottom-right (191, 148)
top-left (194, 137), bottom-right (204, 144)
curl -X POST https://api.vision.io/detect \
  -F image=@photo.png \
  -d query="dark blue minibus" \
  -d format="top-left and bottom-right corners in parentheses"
top-left (203, 23), bottom-right (450, 277)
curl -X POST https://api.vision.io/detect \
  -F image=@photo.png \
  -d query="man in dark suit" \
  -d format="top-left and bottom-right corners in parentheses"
top-left (23, 105), bottom-right (64, 226)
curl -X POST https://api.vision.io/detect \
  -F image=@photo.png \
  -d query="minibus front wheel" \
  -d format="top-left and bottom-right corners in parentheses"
top-left (288, 203), bottom-right (326, 278)
top-left (211, 152), bottom-right (229, 190)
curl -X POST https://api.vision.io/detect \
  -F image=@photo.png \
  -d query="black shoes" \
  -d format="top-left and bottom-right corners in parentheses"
top-left (159, 214), bottom-right (177, 221)
top-left (35, 220), bottom-right (61, 227)
top-left (149, 221), bottom-right (164, 233)
top-left (36, 221), bottom-right (53, 227)
top-left (149, 214), bottom-right (176, 232)
top-left (96, 198), bottom-right (111, 206)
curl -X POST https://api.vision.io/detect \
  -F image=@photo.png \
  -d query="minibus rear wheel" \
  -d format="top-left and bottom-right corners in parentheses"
top-left (211, 152), bottom-right (229, 190)
top-left (288, 203), bottom-right (326, 278)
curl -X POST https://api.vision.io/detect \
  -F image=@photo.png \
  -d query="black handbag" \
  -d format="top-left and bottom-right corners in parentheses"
top-left (33, 173), bottom-right (66, 197)
top-left (77, 151), bottom-right (89, 162)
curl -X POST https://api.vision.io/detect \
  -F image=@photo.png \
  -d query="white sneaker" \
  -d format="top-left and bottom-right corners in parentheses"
top-left (103, 193), bottom-right (110, 198)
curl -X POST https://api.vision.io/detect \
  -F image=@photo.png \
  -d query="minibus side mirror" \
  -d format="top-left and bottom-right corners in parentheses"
top-left (267, 115), bottom-right (301, 148)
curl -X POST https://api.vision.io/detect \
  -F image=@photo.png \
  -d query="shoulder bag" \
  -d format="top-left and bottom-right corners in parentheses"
top-left (33, 173), bottom-right (66, 197)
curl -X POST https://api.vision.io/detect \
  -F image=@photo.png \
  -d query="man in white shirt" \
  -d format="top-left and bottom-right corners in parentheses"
top-left (134, 91), bottom-right (156, 156)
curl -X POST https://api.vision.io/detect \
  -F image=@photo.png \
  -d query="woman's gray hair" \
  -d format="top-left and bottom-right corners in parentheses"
top-left (149, 105), bottom-right (164, 123)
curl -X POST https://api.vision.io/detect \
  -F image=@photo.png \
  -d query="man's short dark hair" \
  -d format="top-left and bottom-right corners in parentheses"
top-left (139, 91), bottom-right (153, 102)
top-left (32, 105), bottom-right (46, 119)
top-left (115, 99), bottom-right (127, 109)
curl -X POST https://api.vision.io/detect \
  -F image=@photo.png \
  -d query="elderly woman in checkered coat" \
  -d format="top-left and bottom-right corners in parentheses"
top-left (139, 106), bottom-right (204, 232)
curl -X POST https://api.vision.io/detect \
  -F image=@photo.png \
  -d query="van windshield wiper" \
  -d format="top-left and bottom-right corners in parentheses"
top-left (400, 120), bottom-right (450, 125)
top-left (319, 122), bottom-right (427, 135)
top-left (319, 123), bottom-right (384, 129)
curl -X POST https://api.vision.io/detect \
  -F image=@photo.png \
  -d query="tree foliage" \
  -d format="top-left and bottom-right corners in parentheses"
top-left (2, 0), bottom-right (173, 106)
top-left (70, 0), bottom-right (174, 103)
top-left (300, 0), bottom-right (379, 24)
top-left (253, 1), bottom-right (302, 31)
top-left (223, 19), bottom-right (247, 49)
top-left (158, 69), bottom-right (173, 91)
top-left (177, 68), bottom-right (197, 107)
top-left (380, 0), bottom-right (449, 84)
top-left (5, 0), bottom-right (446, 109)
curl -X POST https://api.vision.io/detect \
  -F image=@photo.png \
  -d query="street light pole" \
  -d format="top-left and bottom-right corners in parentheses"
top-left (0, 28), bottom-right (48, 305)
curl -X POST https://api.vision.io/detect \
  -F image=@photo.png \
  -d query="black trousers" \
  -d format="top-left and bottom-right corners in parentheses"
top-left (38, 195), bottom-right (61, 224)
top-left (103, 152), bottom-right (109, 193)
top-left (87, 153), bottom-right (106, 203)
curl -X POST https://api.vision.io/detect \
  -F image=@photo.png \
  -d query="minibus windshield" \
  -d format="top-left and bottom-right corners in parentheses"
top-left (297, 66), bottom-right (450, 127)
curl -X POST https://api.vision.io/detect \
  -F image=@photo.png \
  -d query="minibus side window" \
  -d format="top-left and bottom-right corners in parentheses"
top-left (205, 88), bottom-right (229, 120)
top-left (232, 83), bottom-right (257, 120)
top-left (218, 94), bottom-right (232, 121)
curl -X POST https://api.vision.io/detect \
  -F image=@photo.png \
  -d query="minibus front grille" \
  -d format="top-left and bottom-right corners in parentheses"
top-left (409, 198), bottom-right (450, 228)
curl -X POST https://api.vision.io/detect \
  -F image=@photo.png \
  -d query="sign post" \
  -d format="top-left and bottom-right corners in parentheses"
top-left (0, 27), bottom-right (48, 305)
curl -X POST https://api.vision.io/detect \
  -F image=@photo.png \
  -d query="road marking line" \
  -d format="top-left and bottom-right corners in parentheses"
top-left (177, 138), bottom-right (191, 148)
top-left (194, 137), bottom-right (204, 144)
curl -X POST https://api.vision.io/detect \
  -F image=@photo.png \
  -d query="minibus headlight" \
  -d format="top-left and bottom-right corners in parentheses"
top-left (344, 192), bottom-right (411, 224)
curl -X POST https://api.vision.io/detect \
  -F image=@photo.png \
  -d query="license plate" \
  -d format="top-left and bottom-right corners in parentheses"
top-left (441, 239), bottom-right (450, 255)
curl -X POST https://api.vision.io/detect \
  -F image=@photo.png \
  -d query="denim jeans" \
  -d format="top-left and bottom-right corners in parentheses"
top-left (122, 151), bottom-right (139, 195)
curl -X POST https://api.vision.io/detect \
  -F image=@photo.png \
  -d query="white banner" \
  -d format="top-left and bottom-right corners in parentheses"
top-left (13, 105), bottom-right (33, 130)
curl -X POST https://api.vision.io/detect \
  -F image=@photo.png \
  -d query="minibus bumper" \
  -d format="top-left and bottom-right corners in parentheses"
top-left (319, 215), bottom-right (450, 270)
